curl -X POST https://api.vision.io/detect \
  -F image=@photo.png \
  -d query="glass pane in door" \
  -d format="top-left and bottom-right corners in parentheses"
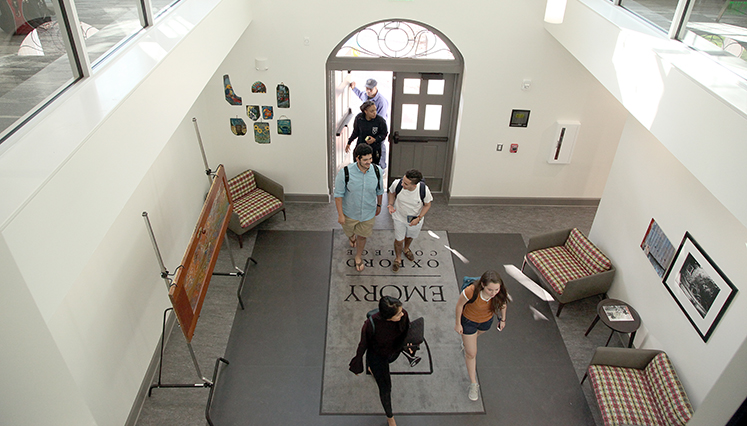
top-left (427, 79), bottom-right (445, 95)
top-left (401, 104), bottom-right (419, 129)
top-left (424, 105), bottom-right (442, 130)
top-left (403, 78), bottom-right (421, 94)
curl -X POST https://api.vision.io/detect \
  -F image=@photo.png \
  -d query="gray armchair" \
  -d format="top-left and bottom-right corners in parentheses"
top-left (227, 169), bottom-right (286, 248)
top-left (522, 228), bottom-right (615, 316)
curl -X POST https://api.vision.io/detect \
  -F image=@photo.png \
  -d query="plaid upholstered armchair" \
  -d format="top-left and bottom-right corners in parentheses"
top-left (227, 170), bottom-right (286, 248)
top-left (522, 228), bottom-right (615, 316)
top-left (581, 347), bottom-right (693, 426)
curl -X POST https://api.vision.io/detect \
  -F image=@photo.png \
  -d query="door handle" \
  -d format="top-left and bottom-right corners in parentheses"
top-left (391, 131), bottom-right (400, 144)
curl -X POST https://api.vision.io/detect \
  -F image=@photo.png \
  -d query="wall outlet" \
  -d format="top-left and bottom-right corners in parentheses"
top-left (496, 144), bottom-right (503, 151)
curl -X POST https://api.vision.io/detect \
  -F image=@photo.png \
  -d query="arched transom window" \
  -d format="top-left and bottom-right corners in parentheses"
top-left (336, 20), bottom-right (455, 60)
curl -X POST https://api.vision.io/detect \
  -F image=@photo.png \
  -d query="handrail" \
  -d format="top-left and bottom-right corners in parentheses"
top-left (335, 108), bottom-right (353, 136)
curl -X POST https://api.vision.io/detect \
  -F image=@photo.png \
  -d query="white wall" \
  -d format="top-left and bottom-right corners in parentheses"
top-left (545, 0), bottom-right (747, 419)
top-left (0, 0), bottom-right (251, 423)
top-left (591, 117), bottom-right (747, 411)
top-left (197, 0), bottom-right (625, 200)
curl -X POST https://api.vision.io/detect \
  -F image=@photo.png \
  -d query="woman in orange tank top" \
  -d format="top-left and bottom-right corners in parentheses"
top-left (454, 270), bottom-right (509, 401)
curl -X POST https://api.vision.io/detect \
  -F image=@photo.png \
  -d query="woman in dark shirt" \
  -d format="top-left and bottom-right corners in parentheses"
top-left (349, 296), bottom-right (409, 426)
top-left (346, 100), bottom-right (388, 166)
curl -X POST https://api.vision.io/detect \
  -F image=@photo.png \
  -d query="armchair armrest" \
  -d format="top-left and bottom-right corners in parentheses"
top-left (589, 347), bottom-right (663, 370)
top-left (526, 228), bottom-right (573, 253)
top-left (252, 170), bottom-right (285, 203)
top-left (559, 266), bottom-right (615, 303)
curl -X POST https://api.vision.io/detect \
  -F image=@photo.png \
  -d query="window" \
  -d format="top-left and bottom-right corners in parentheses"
top-left (336, 20), bottom-right (455, 59)
top-left (681, 0), bottom-right (747, 79)
top-left (618, 0), bottom-right (747, 81)
top-left (0, 0), bottom-right (184, 143)
top-left (620, 0), bottom-right (679, 31)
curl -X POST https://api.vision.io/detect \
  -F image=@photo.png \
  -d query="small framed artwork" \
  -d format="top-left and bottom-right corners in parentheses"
top-left (662, 232), bottom-right (737, 342)
top-left (640, 218), bottom-right (676, 278)
top-left (509, 109), bottom-right (530, 127)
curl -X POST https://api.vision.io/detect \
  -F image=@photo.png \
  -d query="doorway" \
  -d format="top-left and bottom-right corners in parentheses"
top-left (326, 20), bottom-right (463, 197)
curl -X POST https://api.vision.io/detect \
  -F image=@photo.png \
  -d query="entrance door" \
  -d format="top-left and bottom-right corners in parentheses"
top-left (388, 72), bottom-right (456, 192)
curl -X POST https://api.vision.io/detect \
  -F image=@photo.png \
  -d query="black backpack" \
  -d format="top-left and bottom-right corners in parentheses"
top-left (344, 164), bottom-right (381, 192)
top-left (394, 179), bottom-right (427, 204)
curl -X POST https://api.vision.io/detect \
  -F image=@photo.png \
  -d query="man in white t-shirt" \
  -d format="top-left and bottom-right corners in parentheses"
top-left (387, 169), bottom-right (433, 272)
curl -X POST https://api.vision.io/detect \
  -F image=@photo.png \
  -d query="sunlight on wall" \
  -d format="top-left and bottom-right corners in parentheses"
top-left (611, 29), bottom-right (670, 128)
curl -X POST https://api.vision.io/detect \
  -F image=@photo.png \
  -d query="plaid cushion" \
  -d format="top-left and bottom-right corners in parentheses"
top-left (233, 188), bottom-right (283, 228)
top-left (645, 353), bottom-right (693, 426)
top-left (228, 170), bottom-right (257, 201)
top-left (526, 246), bottom-right (593, 294)
top-left (565, 228), bottom-right (612, 274)
top-left (589, 365), bottom-right (664, 426)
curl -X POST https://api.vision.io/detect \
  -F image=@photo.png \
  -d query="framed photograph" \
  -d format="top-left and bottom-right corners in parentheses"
top-left (662, 232), bottom-right (737, 342)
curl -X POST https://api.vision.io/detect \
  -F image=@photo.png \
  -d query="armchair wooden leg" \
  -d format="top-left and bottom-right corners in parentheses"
top-left (581, 371), bottom-right (589, 385)
top-left (282, 208), bottom-right (286, 221)
top-left (556, 303), bottom-right (565, 317)
top-left (237, 233), bottom-right (243, 249)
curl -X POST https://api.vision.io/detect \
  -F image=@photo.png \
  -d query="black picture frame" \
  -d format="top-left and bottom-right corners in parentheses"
top-left (509, 109), bottom-right (530, 127)
top-left (662, 232), bottom-right (737, 342)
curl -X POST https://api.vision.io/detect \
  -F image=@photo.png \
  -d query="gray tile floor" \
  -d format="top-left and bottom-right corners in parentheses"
top-left (133, 195), bottom-right (623, 426)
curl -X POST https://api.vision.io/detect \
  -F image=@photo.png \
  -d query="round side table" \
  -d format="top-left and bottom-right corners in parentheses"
top-left (584, 298), bottom-right (641, 348)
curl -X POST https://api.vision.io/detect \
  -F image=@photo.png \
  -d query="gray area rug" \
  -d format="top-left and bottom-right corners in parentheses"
top-left (321, 229), bottom-right (485, 415)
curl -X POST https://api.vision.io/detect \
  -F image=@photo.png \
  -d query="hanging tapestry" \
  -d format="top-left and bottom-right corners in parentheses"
top-left (224, 75), bottom-right (242, 105)
top-left (277, 83), bottom-right (290, 108)
top-left (251, 81), bottom-right (267, 93)
top-left (247, 105), bottom-right (260, 121)
top-left (230, 117), bottom-right (247, 136)
top-left (254, 122), bottom-right (271, 144)
top-left (277, 116), bottom-right (291, 135)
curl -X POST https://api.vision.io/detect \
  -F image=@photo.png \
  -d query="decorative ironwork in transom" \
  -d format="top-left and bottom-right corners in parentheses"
top-left (336, 21), bottom-right (455, 60)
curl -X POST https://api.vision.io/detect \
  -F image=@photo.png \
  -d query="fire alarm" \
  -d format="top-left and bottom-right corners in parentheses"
top-left (510, 144), bottom-right (518, 153)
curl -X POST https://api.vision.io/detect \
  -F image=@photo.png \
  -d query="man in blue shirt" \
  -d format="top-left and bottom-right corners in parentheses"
top-left (334, 144), bottom-right (385, 272)
top-left (351, 78), bottom-right (390, 123)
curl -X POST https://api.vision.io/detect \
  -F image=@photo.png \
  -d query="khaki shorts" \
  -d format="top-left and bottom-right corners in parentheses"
top-left (342, 216), bottom-right (376, 239)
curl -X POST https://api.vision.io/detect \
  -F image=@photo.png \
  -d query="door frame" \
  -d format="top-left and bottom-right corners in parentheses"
top-left (325, 19), bottom-right (464, 197)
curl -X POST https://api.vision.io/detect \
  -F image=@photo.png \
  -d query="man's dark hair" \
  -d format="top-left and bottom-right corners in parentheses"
top-left (353, 143), bottom-right (373, 160)
top-left (379, 296), bottom-right (403, 320)
top-left (360, 100), bottom-right (376, 113)
top-left (405, 169), bottom-right (423, 184)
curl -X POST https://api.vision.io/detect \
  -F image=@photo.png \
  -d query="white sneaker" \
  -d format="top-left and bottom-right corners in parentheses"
top-left (468, 383), bottom-right (479, 401)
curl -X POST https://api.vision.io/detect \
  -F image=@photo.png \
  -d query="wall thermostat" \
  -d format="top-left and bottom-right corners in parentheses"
top-left (509, 109), bottom-right (530, 127)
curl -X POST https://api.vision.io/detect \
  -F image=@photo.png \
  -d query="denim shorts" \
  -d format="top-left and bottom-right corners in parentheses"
top-left (461, 315), bottom-right (494, 335)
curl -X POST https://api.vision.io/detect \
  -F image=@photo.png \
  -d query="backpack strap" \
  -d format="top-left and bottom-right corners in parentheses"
top-left (394, 180), bottom-right (426, 204)
top-left (373, 165), bottom-right (381, 192)
top-left (346, 164), bottom-right (380, 192)
top-left (465, 283), bottom-right (479, 305)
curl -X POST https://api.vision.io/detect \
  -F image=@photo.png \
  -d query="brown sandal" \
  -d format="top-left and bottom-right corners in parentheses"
top-left (349, 235), bottom-right (357, 248)
top-left (404, 249), bottom-right (414, 262)
top-left (392, 261), bottom-right (401, 272)
top-left (355, 258), bottom-right (365, 272)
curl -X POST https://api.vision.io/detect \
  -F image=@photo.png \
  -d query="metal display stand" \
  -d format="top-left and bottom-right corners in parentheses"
top-left (142, 206), bottom-right (243, 422)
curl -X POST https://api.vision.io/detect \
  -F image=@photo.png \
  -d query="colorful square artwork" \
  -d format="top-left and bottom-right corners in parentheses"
top-left (254, 122), bottom-right (271, 144)
top-left (262, 106), bottom-right (274, 120)
top-left (277, 117), bottom-right (291, 135)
